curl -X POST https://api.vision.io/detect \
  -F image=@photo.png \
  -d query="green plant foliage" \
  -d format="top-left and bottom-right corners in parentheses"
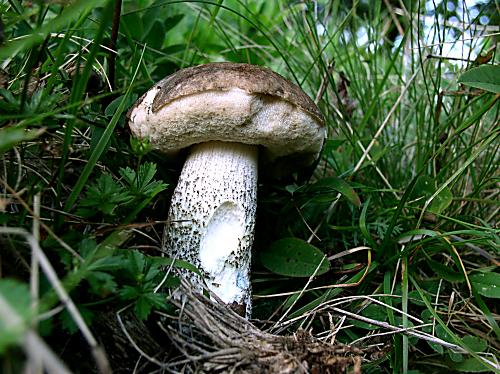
top-left (0, 0), bottom-right (109, 59)
top-left (458, 65), bottom-right (500, 93)
top-left (0, 279), bottom-right (31, 353)
top-left (470, 272), bottom-right (500, 299)
top-left (0, 0), bottom-right (498, 371)
top-left (76, 162), bottom-right (167, 219)
top-left (461, 335), bottom-right (488, 353)
top-left (308, 177), bottom-right (361, 207)
top-left (426, 258), bottom-right (464, 282)
top-left (77, 174), bottom-right (134, 217)
top-left (412, 176), bottom-right (453, 215)
top-left (119, 162), bottom-right (167, 198)
top-left (60, 306), bottom-right (94, 334)
top-left (116, 250), bottom-right (169, 320)
top-left (0, 127), bottom-right (44, 155)
top-left (260, 238), bottom-right (330, 277)
top-left (450, 358), bottom-right (494, 372)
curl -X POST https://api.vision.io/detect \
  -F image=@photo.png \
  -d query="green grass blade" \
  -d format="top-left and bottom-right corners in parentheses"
top-left (63, 46), bottom-right (145, 212)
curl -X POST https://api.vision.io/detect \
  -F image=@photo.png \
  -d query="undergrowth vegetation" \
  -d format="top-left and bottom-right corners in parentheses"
top-left (0, 0), bottom-right (498, 373)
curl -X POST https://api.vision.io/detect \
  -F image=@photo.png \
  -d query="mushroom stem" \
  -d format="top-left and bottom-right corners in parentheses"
top-left (164, 141), bottom-right (258, 316)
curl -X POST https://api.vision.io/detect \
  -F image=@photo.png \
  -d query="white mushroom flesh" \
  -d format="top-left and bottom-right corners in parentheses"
top-left (164, 141), bottom-right (258, 316)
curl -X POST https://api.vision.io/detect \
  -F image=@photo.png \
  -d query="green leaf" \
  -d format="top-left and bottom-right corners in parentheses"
top-left (121, 12), bottom-right (144, 40)
top-left (0, 127), bottom-right (44, 155)
top-left (260, 238), bottom-right (330, 277)
top-left (119, 162), bottom-right (167, 198)
top-left (144, 293), bottom-right (167, 310)
top-left (86, 271), bottom-right (117, 296)
top-left (126, 250), bottom-right (146, 278)
top-left (421, 310), bottom-right (447, 354)
top-left (76, 173), bottom-right (133, 217)
top-left (104, 95), bottom-right (125, 117)
top-left (118, 285), bottom-right (140, 300)
top-left (412, 175), bottom-right (435, 198)
top-left (458, 65), bottom-right (500, 93)
top-left (461, 335), bottom-right (487, 353)
top-left (310, 177), bottom-right (361, 207)
top-left (143, 20), bottom-right (165, 50)
top-left (134, 292), bottom-right (168, 321)
top-left (450, 357), bottom-right (494, 372)
top-left (130, 136), bottom-right (152, 156)
top-left (411, 176), bottom-right (452, 214)
top-left (0, 279), bottom-right (32, 353)
top-left (428, 186), bottom-right (453, 214)
top-left (135, 295), bottom-right (152, 320)
top-left (151, 256), bottom-right (202, 276)
top-left (470, 272), bottom-right (500, 299)
top-left (427, 258), bottom-right (464, 282)
top-left (60, 306), bottom-right (94, 335)
top-left (408, 290), bottom-right (426, 306)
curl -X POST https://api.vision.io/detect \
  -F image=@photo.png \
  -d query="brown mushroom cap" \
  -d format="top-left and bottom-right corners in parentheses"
top-left (128, 62), bottom-right (326, 173)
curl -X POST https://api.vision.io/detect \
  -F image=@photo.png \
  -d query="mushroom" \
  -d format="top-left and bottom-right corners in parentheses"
top-left (128, 62), bottom-right (325, 317)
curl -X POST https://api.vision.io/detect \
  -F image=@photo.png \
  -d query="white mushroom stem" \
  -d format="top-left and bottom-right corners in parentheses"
top-left (164, 141), bottom-right (258, 316)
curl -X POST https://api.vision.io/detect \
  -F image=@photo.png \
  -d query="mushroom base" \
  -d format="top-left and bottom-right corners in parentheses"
top-left (164, 141), bottom-right (258, 317)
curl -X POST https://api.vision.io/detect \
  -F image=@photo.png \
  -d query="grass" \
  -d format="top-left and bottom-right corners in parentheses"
top-left (0, 0), bottom-right (499, 373)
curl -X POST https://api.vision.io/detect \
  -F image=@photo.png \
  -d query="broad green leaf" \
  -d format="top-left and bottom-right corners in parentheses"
top-left (449, 351), bottom-right (464, 362)
top-left (133, 293), bottom-right (166, 320)
top-left (412, 175), bottom-right (435, 198)
top-left (0, 279), bottom-right (31, 353)
top-left (408, 290), bottom-right (426, 306)
top-left (411, 176), bottom-right (452, 214)
top-left (144, 293), bottom-right (167, 310)
top-left (311, 177), bottom-right (361, 207)
top-left (461, 335), bottom-right (487, 352)
top-left (121, 12), bottom-right (144, 40)
top-left (143, 20), bottom-right (165, 50)
top-left (428, 187), bottom-right (453, 214)
top-left (458, 65), bottom-right (500, 93)
top-left (450, 357), bottom-right (493, 372)
top-left (118, 285), bottom-right (140, 301)
top-left (0, 127), bottom-right (44, 155)
top-left (260, 238), bottom-right (330, 277)
top-left (422, 310), bottom-right (449, 354)
top-left (470, 272), bottom-right (500, 299)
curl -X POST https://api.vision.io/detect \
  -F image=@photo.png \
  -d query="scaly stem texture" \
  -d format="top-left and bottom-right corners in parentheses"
top-left (164, 141), bottom-right (258, 316)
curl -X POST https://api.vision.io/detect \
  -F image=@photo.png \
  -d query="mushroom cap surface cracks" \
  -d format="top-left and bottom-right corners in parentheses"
top-left (128, 62), bottom-right (326, 170)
